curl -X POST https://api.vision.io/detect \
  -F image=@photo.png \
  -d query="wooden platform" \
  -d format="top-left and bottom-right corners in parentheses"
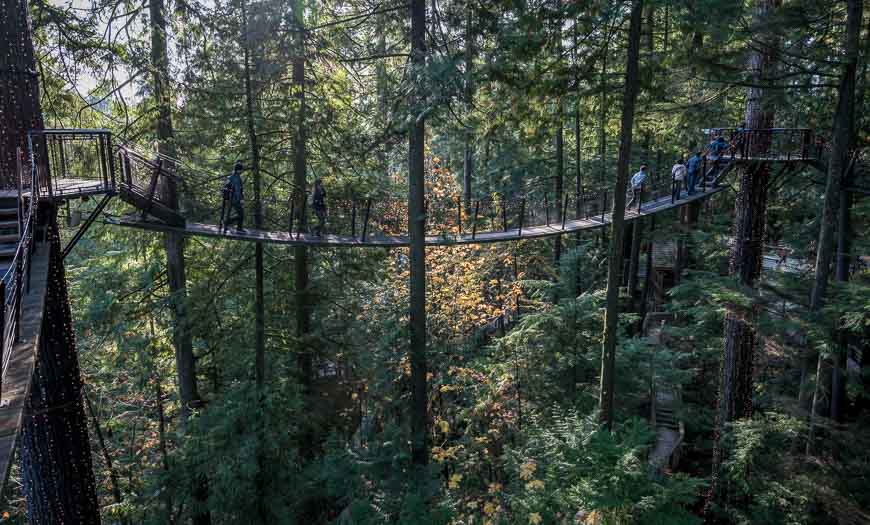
top-left (0, 243), bottom-right (50, 490)
top-left (107, 184), bottom-right (727, 247)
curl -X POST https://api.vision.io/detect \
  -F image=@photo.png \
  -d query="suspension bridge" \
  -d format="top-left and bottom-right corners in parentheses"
top-left (0, 126), bottom-right (831, 495)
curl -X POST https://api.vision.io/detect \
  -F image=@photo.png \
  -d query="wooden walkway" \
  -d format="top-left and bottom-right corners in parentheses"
top-left (0, 243), bottom-right (50, 488)
top-left (107, 185), bottom-right (727, 247)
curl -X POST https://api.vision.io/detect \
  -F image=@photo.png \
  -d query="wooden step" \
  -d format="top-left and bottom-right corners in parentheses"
top-left (0, 220), bottom-right (18, 231)
top-left (0, 234), bottom-right (19, 244)
top-left (0, 246), bottom-right (17, 258)
top-left (0, 208), bottom-right (17, 218)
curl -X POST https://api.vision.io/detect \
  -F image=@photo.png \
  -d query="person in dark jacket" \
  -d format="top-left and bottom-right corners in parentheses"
top-left (312, 179), bottom-right (327, 237)
top-left (226, 161), bottom-right (245, 232)
top-left (686, 151), bottom-right (702, 195)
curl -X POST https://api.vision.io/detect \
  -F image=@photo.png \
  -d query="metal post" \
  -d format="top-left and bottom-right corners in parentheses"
top-left (297, 191), bottom-right (307, 239)
top-left (601, 191), bottom-right (606, 222)
top-left (351, 200), bottom-right (357, 237)
top-left (98, 133), bottom-right (109, 189)
top-left (361, 198), bottom-right (372, 242)
top-left (457, 196), bottom-right (462, 235)
top-left (288, 192), bottom-right (296, 235)
top-left (15, 149), bottom-right (24, 238)
top-left (107, 133), bottom-right (116, 189)
top-left (518, 198), bottom-right (525, 237)
top-left (472, 200), bottom-right (479, 240)
top-left (502, 196), bottom-right (508, 231)
top-left (561, 194), bottom-right (568, 229)
top-left (545, 193), bottom-right (550, 225)
top-left (0, 280), bottom-right (5, 388)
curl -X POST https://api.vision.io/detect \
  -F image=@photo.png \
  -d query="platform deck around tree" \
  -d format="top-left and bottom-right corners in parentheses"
top-left (0, 244), bottom-right (50, 491)
top-left (107, 184), bottom-right (727, 247)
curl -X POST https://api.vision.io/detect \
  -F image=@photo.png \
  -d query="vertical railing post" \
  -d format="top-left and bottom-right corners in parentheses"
top-left (457, 196), bottom-right (462, 236)
top-left (98, 132), bottom-right (109, 190)
top-left (501, 196), bottom-right (508, 231)
top-left (545, 193), bottom-right (550, 225)
top-left (472, 200), bottom-right (479, 240)
top-left (288, 191), bottom-right (296, 235)
top-left (518, 198), bottom-right (525, 237)
top-left (361, 198), bottom-right (372, 242)
top-left (561, 194), bottom-right (568, 230)
top-left (107, 133), bottom-right (116, 189)
top-left (601, 191), bottom-right (606, 222)
top-left (15, 149), bottom-right (24, 238)
top-left (0, 280), bottom-right (6, 392)
top-left (351, 200), bottom-right (357, 237)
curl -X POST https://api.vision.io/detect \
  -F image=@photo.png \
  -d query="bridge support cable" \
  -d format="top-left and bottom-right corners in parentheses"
top-left (61, 194), bottom-right (113, 259)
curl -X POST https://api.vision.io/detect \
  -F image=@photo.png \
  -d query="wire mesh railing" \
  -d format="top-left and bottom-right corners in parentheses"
top-left (1, 146), bottom-right (40, 391)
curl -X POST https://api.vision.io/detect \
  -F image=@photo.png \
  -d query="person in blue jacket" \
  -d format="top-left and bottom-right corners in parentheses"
top-left (686, 151), bottom-right (702, 195)
top-left (226, 161), bottom-right (245, 232)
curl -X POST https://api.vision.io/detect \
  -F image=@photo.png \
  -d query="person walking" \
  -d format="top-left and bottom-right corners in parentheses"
top-left (312, 178), bottom-right (327, 237)
top-left (627, 164), bottom-right (648, 210)
top-left (686, 151), bottom-right (702, 195)
top-left (671, 158), bottom-right (687, 203)
top-left (224, 160), bottom-right (245, 232)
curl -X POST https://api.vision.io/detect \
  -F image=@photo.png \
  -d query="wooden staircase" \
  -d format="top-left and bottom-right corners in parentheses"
top-left (0, 198), bottom-right (21, 277)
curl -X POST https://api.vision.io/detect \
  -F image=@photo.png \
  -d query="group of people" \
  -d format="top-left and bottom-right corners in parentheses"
top-left (626, 125), bottom-right (745, 210)
top-left (222, 161), bottom-right (328, 236)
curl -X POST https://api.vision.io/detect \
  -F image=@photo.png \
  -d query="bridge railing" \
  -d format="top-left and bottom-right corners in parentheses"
top-left (702, 128), bottom-right (815, 161)
top-left (1, 147), bottom-right (39, 389)
top-left (29, 129), bottom-right (116, 199)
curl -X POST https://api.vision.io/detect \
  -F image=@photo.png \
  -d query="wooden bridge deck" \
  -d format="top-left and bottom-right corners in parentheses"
top-left (107, 184), bottom-right (727, 247)
top-left (0, 243), bottom-right (50, 489)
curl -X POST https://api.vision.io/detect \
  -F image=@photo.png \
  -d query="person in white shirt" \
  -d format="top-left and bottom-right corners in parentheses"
top-left (671, 158), bottom-right (687, 203)
top-left (627, 164), bottom-right (648, 209)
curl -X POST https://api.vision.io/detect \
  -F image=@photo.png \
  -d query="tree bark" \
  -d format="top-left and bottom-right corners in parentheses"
top-left (463, 3), bottom-right (474, 209)
top-left (20, 218), bottom-right (101, 524)
top-left (241, 2), bottom-right (268, 521)
top-left (627, 217), bottom-right (643, 302)
top-left (150, 0), bottom-right (202, 432)
top-left (709, 0), bottom-right (780, 508)
top-left (0, 0), bottom-right (45, 185)
top-left (292, 0), bottom-right (313, 404)
top-left (409, 0), bottom-right (429, 467)
top-left (553, 0), bottom-right (564, 265)
top-left (810, 0), bottom-right (862, 428)
top-left (599, 0), bottom-right (644, 430)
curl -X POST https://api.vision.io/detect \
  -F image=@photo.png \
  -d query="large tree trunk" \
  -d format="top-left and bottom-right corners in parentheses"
top-left (241, 2), bottom-right (268, 521)
top-left (291, 0), bottom-right (313, 404)
top-left (463, 3), bottom-right (474, 208)
top-left (150, 2), bottom-right (210, 522)
top-left (150, 0), bottom-right (201, 429)
top-left (598, 0), bottom-right (644, 430)
top-left (2, 4), bottom-right (100, 522)
top-left (553, 0), bottom-right (564, 265)
top-left (409, 0), bottom-right (428, 467)
top-left (0, 0), bottom-right (45, 186)
top-left (709, 0), bottom-right (779, 508)
top-left (20, 217), bottom-right (100, 524)
top-left (810, 0), bottom-right (862, 428)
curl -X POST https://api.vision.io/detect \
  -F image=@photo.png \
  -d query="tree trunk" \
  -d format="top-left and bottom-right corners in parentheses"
top-left (150, 0), bottom-right (202, 431)
top-left (292, 0), bottom-right (313, 407)
top-left (597, 26), bottom-right (609, 187)
top-left (409, 0), bottom-right (428, 468)
top-left (627, 217), bottom-right (643, 302)
top-left (553, 0), bottom-right (564, 265)
top-left (20, 217), bottom-right (100, 524)
top-left (241, 2), bottom-right (268, 521)
top-left (463, 3), bottom-right (474, 208)
top-left (709, 0), bottom-right (780, 508)
top-left (0, 0), bottom-right (45, 185)
top-left (810, 0), bottom-right (862, 428)
top-left (599, 0), bottom-right (644, 430)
